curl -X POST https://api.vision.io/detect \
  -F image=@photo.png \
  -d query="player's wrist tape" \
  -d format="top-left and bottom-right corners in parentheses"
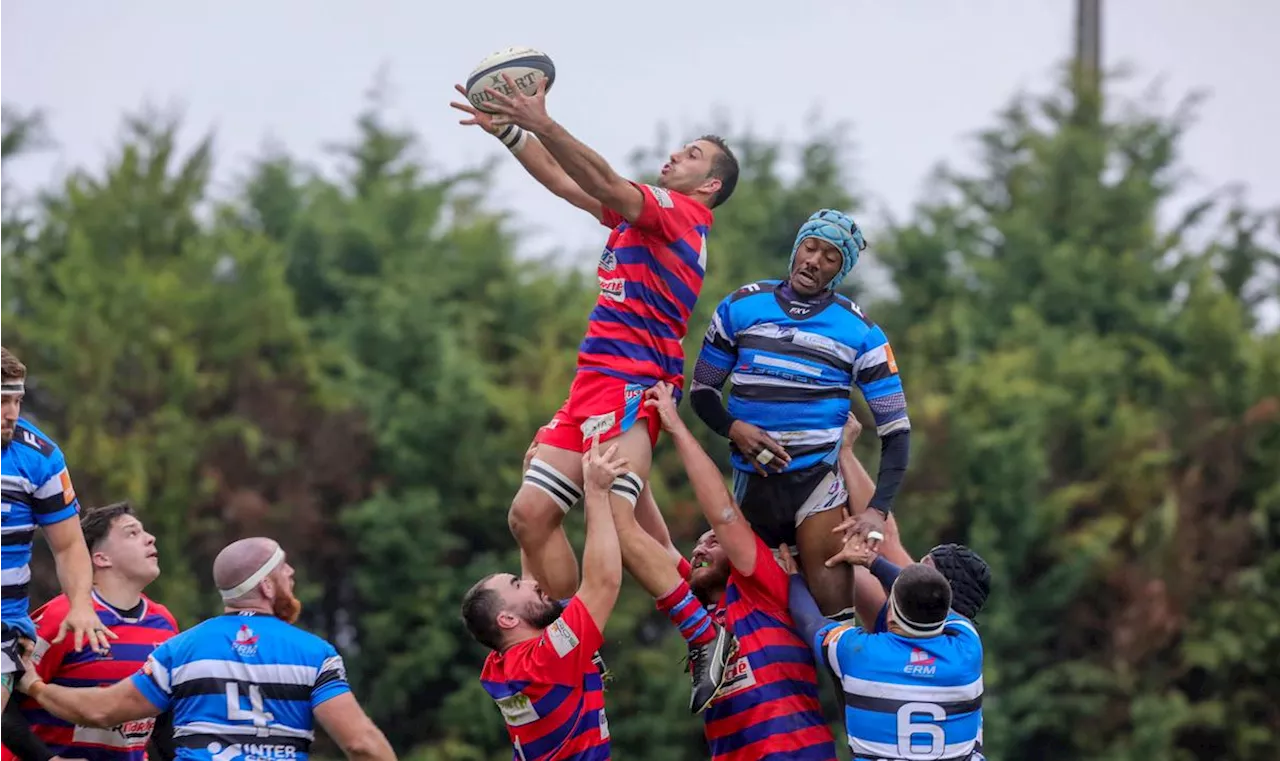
top-left (495, 124), bottom-right (529, 154)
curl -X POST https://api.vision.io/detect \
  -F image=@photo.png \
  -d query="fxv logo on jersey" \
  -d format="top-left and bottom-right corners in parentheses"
top-left (904, 647), bottom-right (937, 676)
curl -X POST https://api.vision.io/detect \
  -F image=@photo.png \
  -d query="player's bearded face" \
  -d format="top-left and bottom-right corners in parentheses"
top-left (689, 532), bottom-right (730, 599)
top-left (0, 395), bottom-right (20, 445)
top-left (523, 593), bottom-right (564, 629)
top-left (267, 568), bottom-right (302, 624)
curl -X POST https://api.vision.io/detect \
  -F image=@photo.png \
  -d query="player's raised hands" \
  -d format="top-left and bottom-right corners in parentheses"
top-left (831, 509), bottom-right (887, 549)
top-left (775, 543), bottom-right (800, 576)
top-left (841, 412), bottom-right (863, 449)
top-left (483, 75), bottom-right (553, 133)
top-left (450, 84), bottom-right (500, 133)
top-left (583, 437), bottom-right (629, 493)
top-left (55, 599), bottom-right (116, 654)
top-left (643, 382), bottom-right (685, 433)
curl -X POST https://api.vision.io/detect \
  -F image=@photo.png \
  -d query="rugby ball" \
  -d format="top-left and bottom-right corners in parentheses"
top-left (465, 47), bottom-right (556, 114)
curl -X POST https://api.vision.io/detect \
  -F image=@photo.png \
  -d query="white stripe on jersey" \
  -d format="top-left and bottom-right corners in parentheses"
top-left (841, 673), bottom-right (984, 703)
top-left (2, 566), bottom-right (31, 586)
top-left (737, 323), bottom-right (860, 367)
top-left (1, 523), bottom-right (34, 535)
top-left (174, 721), bottom-right (314, 741)
top-left (170, 659), bottom-right (318, 687)
top-left (847, 733), bottom-right (979, 760)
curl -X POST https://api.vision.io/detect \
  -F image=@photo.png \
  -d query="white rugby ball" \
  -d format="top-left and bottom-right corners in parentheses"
top-left (465, 46), bottom-right (556, 114)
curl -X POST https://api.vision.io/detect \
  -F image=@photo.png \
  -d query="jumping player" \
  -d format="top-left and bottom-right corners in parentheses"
top-left (450, 78), bottom-right (740, 698)
top-left (789, 562), bottom-right (985, 761)
top-left (645, 382), bottom-right (840, 759)
top-left (15, 537), bottom-right (394, 761)
top-left (461, 439), bottom-right (626, 761)
top-left (2, 346), bottom-right (112, 711)
top-left (690, 210), bottom-right (910, 615)
top-left (13, 502), bottom-right (180, 761)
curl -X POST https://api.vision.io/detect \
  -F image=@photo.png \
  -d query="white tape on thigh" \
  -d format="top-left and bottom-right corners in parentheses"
top-left (524, 458), bottom-right (584, 513)
top-left (610, 472), bottom-right (644, 508)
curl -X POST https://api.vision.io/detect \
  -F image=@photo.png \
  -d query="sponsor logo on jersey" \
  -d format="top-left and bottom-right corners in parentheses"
top-left (599, 248), bottom-right (617, 272)
top-left (905, 647), bottom-right (937, 676)
top-left (233, 625), bottom-right (259, 657)
top-left (599, 277), bottom-right (626, 303)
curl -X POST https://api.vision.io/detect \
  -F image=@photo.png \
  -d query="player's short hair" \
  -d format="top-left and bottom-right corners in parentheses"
top-left (927, 543), bottom-right (991, 620)
top-left (697, 134), bottom-right (739, 208)
top-left (81, 501), bottom-right (136, 552)
top-left (1, 346), bottom-right (26, 383)
top-left (893, 563), bottom-right (952, 629)
top-left (461, 574), bottom-right (506, 651)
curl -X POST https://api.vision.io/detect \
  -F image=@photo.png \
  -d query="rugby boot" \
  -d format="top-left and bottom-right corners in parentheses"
top-left (687, 622), bottom-right (734, 714)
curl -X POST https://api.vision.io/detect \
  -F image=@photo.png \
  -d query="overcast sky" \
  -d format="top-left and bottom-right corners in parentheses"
top-left (3, 0), bottom-right (1277, 263)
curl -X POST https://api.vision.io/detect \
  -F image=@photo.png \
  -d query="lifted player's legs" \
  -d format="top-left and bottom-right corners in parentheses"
top-left (606, 424), bottom-right (731, 714)
top-left (509, 442), bottom-right (584, 601)
top-left (796, 506), bottom-right (854, 616)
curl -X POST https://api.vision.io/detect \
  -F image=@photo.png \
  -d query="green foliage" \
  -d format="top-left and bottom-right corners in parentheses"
top-left (2, 68), bottom-right (1276, 760)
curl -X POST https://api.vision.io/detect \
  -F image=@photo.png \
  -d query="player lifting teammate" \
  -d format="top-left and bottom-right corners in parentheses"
top-left (451, 77), bottom-right (741, 704)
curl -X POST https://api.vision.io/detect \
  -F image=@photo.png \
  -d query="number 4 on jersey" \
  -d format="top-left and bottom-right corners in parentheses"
top-left (226, 682), bottom-right (275, 731)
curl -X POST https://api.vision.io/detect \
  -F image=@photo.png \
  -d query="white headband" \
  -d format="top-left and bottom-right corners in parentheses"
top-left (1, 380), bottom-right (25, 396)
top-left (889, 584), bottom-right (947, 638)
top-left (219, 546), bottom-right (285, 601)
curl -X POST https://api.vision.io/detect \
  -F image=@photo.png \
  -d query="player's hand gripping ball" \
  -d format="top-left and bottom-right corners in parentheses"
top-left (465, 46), bottom-right (556, 114)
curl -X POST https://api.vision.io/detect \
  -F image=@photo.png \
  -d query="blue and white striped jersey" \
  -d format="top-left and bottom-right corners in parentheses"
top-left (131, 612), bottom-right (350, 761)
top-left (2, 418), bottom-right (80, 640)
top-left (815, 613), bottom-right (984, 760)
top-left (694, 280), bottom-right (910, 474)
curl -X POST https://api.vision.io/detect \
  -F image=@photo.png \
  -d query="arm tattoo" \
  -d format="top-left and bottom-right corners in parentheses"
top-left (720, 505), bottom-right (738, 523)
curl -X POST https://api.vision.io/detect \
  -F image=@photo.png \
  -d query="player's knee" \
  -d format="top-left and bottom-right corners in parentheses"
top-left (609, 471), bottom-right (644, 509)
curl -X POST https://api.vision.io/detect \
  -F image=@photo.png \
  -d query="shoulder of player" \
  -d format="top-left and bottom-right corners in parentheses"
top-left (11, 418), bottom-right (61, 460)
top-left (727, 279), bottom-right (783, 304)
top-left (144, 597), bottom-right (181, 632)
top-left (830, 293), bottom-right (876, 327)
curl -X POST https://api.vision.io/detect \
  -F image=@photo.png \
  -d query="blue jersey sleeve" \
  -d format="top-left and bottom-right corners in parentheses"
top-left (131, 636), bottom-right (177, 712)
top-left (312, 644), bottom-right (352, 708)
top-left (694, 294), bottom-right (740, 388)
top-left (852, 325), bottom-right (910, 438)
top-left (30, 446), bottom-right (79, 526)
top-left (813, 621), bottom-right (869, 680)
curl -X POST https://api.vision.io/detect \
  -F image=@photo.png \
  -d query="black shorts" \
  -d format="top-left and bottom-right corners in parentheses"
top-left (731, 462), bottom-right (849, 548)
top-left (1, 623), bottom-right (26, 689)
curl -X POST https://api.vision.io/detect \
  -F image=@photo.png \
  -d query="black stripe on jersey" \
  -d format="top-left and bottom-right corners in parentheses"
top-left (843, 691), bottom-right (982, 717)
top-left (314, 668), bottom-right (347, 691)
top-left (856, 361), bottom-right (895, 386)
top-left (1, 489), bottom-right (33, 508)
top-left (730, 382), bottom-right (850, 404)
top-left (833, 295), bottom-right (875, 328)
top-left (170, 678), bottom-right (313, 703)
top-left (2, 583), bottom-right (29, 600)
top-left (32, 491), bottom-right (72, 517)
top-left (12, 424), bottom-right (55, 457)
top-left (727, 281), bottom-right (778, 303)
top-left (175, 734), bottom-right (311, 754)
top-left (736, 334), bottom-right (854, 375)
top-left (1, 529), bottom-right (35, 546)
top-left (705, 328), bottom-right (736, 356)
top-left (782, 441), bottom-right (840, 461)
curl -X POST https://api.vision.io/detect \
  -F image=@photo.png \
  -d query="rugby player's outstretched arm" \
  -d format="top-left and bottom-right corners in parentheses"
top-left (315, 693), bottom-right (397, 761)
top-left (533, 121), bottom-right (645, 223)
top-left (578, 442), bottom-right (625, 632)
top-left (21, 676), bottom-right (159, 729)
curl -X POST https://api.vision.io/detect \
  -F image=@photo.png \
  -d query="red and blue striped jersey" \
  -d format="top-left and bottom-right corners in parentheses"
top-left (479, 597), bottom-right (610, 761)
top-left (21, 591), bottom-right (179, 761)
top-left (583, 183), bottom-right (714, 389)
top-left (704, 535), bottom-right (838, 761)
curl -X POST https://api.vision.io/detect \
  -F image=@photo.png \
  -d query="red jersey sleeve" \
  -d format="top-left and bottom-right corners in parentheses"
top-left (30, 596), bottom-right (70, 681)
top-left (727, 534), bottom-right (791, 615)
top-left (600, 182), bottom-right (704, 241)
top-left (521, 596), bottom-right (605, 683)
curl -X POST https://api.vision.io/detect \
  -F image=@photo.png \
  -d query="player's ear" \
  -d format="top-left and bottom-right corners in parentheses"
top-left (495, 610), bottom-right (521, 631)
top-left (91, 550), bottom-right (112, 570)
top-left (697, 175), bottom-right (723, 199)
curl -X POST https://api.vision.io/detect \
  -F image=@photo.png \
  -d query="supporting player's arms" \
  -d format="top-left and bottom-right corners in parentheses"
top-left (788, 575), bottom-right (836, 655)
top-left (578, 443), bottom-right (624, 632)
top-left (646, 383), bottom-right (760, 574)
top-left (21, 676), bottom-right (159, 728)
top-left (315, 693), bottom-right (397, 761)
